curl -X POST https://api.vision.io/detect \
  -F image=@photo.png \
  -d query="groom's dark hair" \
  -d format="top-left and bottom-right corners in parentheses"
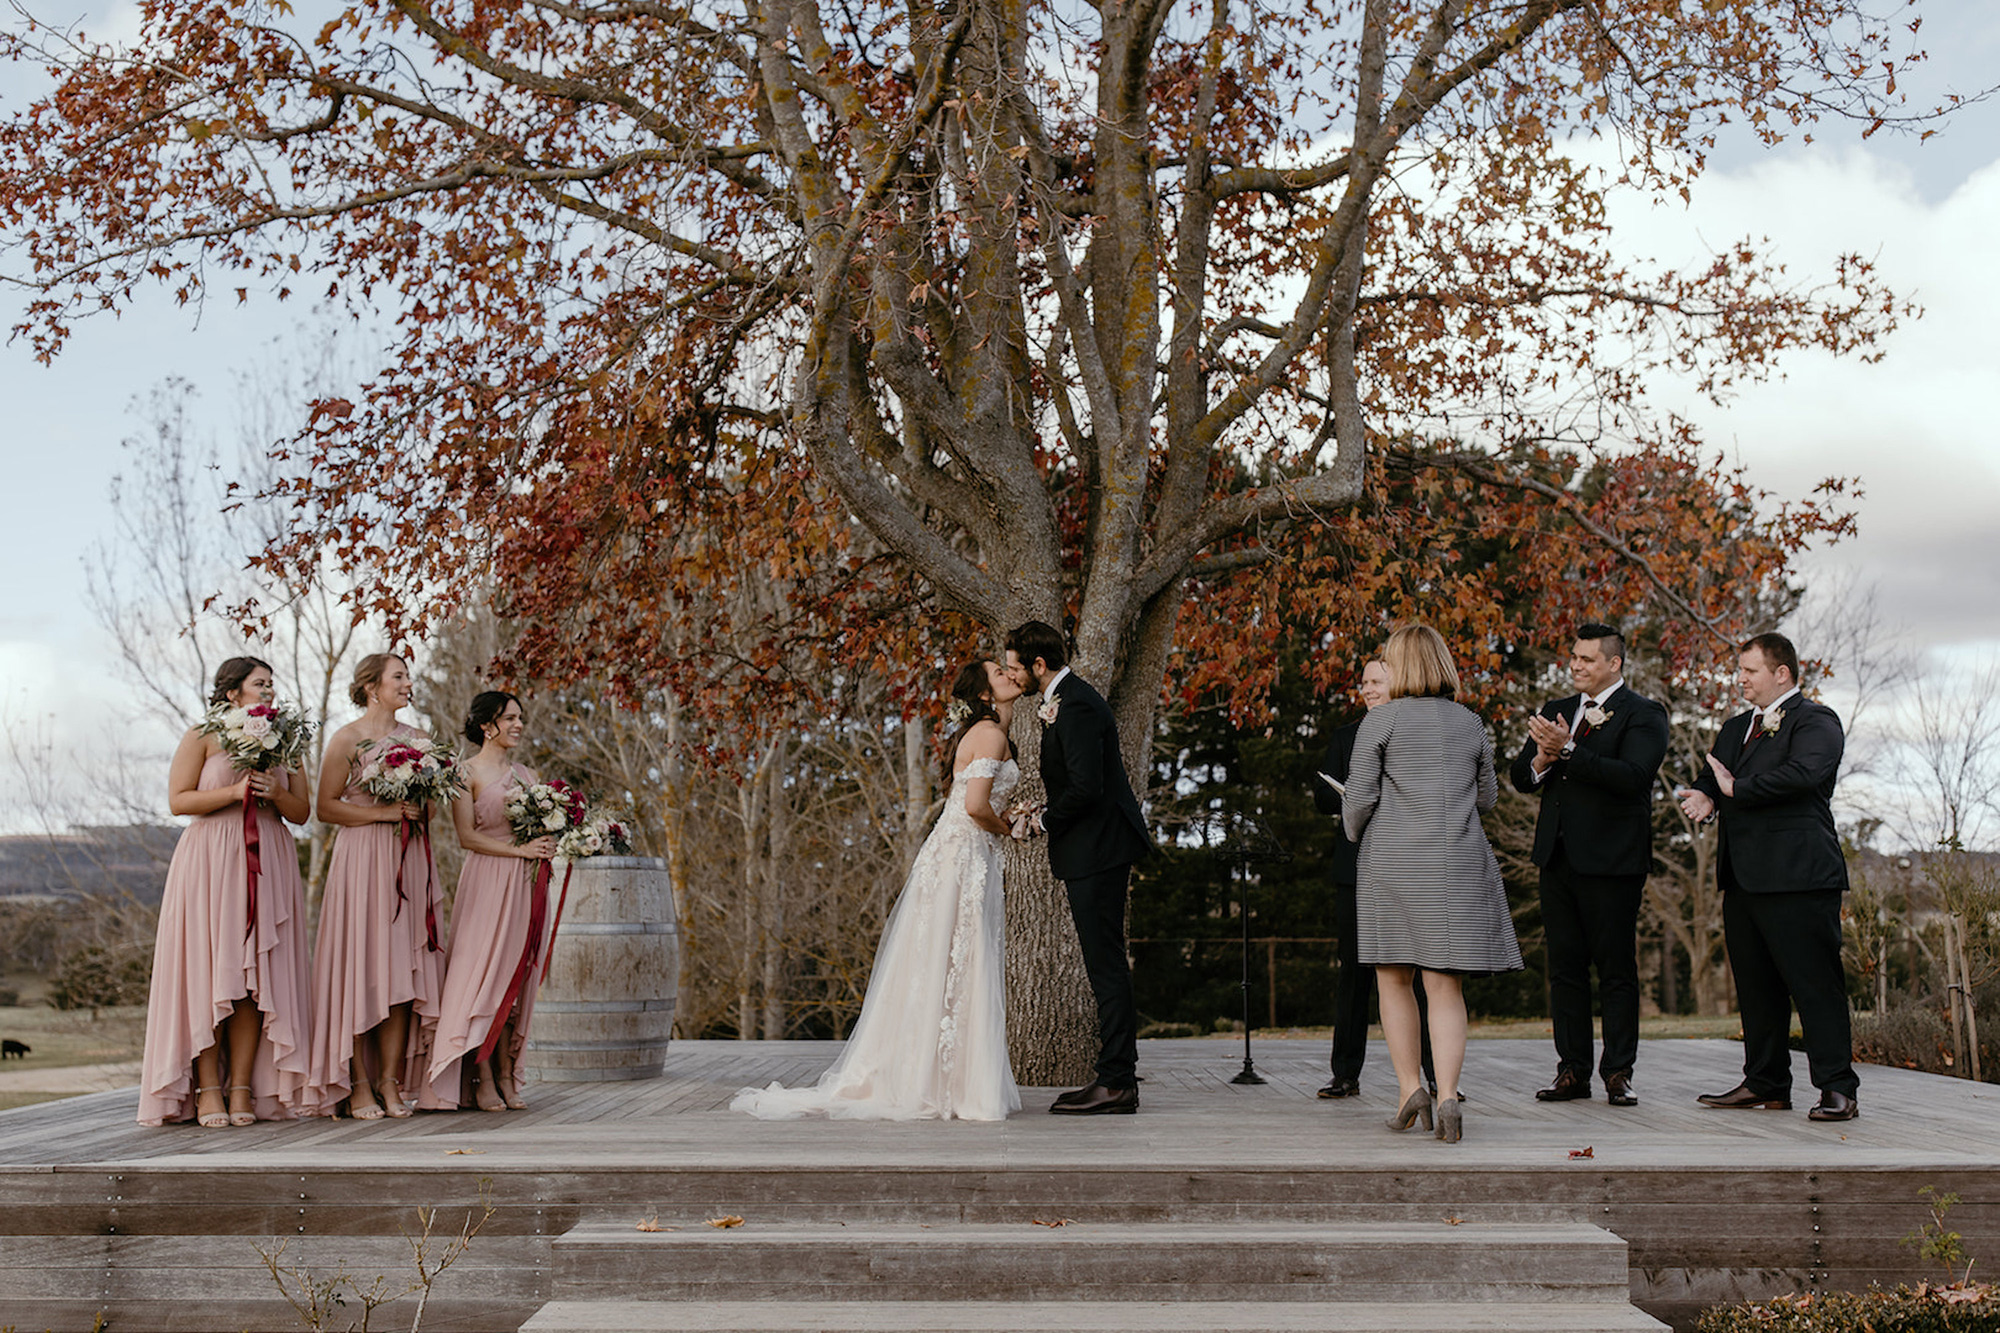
top-left (1006, 620), bottom-right (1068, 672)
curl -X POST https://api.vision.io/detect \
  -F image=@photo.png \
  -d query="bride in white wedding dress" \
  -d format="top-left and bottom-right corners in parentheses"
top-left (731, 660), bottom-right (1025, 1121)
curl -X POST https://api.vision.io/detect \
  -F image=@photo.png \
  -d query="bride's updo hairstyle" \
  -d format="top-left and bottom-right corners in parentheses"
top-left (463, 691), bottom-right (521, 748)
top-left (348, 652), bottom-right (407, 707)
top-left (939, 661), bottom-right (1001, 784)
top-left (209, 656), bottom-right (276, 707)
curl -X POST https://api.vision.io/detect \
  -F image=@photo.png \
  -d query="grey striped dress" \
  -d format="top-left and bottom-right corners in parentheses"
top-left (1341, 696), bottom-right (1523, 976)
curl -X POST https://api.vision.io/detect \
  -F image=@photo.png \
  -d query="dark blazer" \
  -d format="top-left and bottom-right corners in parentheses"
top-left (1039, 672), bottom-right (1151, 881)
top-left (1508, 683), bottom-right (1670, 878)
top-left (1692, 695), bottom-right (1848, 895)
top-left (1312, 720), bottom-right (1362, 887)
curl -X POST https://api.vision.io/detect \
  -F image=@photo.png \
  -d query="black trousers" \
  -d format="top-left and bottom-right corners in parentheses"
top-left (1331, 878), bottom-right (1434, 1084)
top-left (1540, 846), bottom-right (1644, 1081)
top-left (1065, 864), bottom-right (1139, 1090)
top-left (1724, 888), bottom-right (1858, 1098)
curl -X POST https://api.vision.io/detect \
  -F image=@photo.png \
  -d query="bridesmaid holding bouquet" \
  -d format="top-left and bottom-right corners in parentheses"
top-left (424, 691), bottom-right (558, 1112)
top-left (138, 656), bottom-right (314, 1127)
top-left (305, 652), bottom-right (452, 1120)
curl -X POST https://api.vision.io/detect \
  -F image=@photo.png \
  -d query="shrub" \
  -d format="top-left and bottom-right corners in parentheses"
top-left (0, 987), bottom-right (19, 1007)
top-left (47, 943), bottom-right (153, 1011)
top-left (1856, 997), bottom-right (2000, 1080)
top-left (1137, 1021), bottom-right (1203, 1039)
top-left (1694, 1285), bottom-right (1998, 1333)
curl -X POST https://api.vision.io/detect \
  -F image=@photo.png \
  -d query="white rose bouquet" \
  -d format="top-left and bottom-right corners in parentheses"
top-left (199, 699), bottom-right (314, 772)
top-left (505, 778), bottom-right (589, 847)
top-left (355, 734), bottom-right (466, 809)
top-left (557, 812), bottom-right (634, 861)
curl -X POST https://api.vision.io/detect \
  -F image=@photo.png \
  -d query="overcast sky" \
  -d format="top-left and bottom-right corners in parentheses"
top-left (2, 1), bottom-right (1997, 837)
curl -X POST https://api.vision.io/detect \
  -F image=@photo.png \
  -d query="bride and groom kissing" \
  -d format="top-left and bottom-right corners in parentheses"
top-left (732, 620), bottom-right (1151, 1122)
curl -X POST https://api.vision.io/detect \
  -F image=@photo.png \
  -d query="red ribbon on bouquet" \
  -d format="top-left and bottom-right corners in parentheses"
top-left (240, 784), bottom-right (262, 940)
top-left (541, 863), bottom-right (575, 983)
top-left (393, 815), bottom-right (444, 952)
top-left (477, 859), bottom-right (552, 1066)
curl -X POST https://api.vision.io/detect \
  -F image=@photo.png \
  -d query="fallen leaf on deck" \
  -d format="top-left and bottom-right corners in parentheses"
top-left (1032, 1218), bottom-right (1076, 1228)
top-left (1443, 1215), bottom-right (1464, 1225)
top-left (707, 1215), bottom-right (745, 1229)
top-left (1568, 1146), bottom-right (1595, 1159)
top-left (636, 1213), bottom-right (663, 1232)
top-left (445, 1148), bottom-right (485, 1156)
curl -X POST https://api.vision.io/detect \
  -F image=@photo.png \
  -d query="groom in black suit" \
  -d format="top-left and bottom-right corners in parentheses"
top-left (1005, 620), bottom-right (1152, 1115)
top-left (1681, 632), bottom-right (1859, 1122)
top-left (1509, 623), bottom-right (1669, 1108)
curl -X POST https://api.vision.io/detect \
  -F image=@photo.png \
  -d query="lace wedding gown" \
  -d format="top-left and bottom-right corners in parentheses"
top-left (732, 757), bottom-right (1023, 1121)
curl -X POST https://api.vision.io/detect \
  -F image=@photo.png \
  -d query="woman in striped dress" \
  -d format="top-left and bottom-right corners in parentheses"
top-left (1343, 624), bottom-right (1521, 1143)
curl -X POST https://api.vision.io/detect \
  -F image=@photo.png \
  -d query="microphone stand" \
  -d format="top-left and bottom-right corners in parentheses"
top-left (1213, 813), bottom-right (1293, 1086)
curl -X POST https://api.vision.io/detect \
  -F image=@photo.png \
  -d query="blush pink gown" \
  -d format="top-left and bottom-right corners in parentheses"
top-left (304, 724), bottom-right (447, 1114)
top-left (137, 752), bottom-right (312, 1125)
top-left (422, 765), bottom-right (554, 1108)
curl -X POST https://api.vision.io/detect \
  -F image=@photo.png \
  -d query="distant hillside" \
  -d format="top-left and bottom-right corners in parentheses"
top-left (0, 825), bottom-right (182, 904)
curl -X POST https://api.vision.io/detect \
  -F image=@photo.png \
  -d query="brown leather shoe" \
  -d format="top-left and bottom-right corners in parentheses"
top-left (1051, 1084), bottom-right (1092, 1106)
top-left (1807, 1089), bottom-right (1858, 1122)
top-left (1604, 1071), bottom-right (1637, 1107)
top-left (1534, 1069), bottom-right (1591, 1102)
top-left (1318, 1078), bottom-right (1361, 1099)
top-left (1697, 1082), bottom-right (1791, 1110)
top-left (1049, 1083), bottom-right (1138, 1115)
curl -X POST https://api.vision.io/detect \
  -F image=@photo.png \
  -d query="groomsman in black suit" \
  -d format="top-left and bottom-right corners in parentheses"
top-left (1312, 656), bottom-right (1434, 1098)
top-left (1005, 620), bottom-right (1153, 1116)
top-left (1680, 632), bottom-right (1859, 1122)
top-left (1510, 624), bottom-right (1669, 1107)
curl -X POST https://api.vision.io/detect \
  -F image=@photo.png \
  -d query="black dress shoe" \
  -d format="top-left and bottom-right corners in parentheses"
top-left (1049, 1083), bottom-right (1138, 1115)
top-left (1052, 1084), bottom-right (1092, 1106)
top-left (1697, 1082), bottom-right (1792, 1110)
top-left (1318, 1078), bottom-right (1361, 1100)
top-left (1808, 1089), bottom-right (1858, 1122)
top-left (1604, 1071), bottom-right (1637, 1107)
top-left (1535, 1069), bottom-right (1591, 1102)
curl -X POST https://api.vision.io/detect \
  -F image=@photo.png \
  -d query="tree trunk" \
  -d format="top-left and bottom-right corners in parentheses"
top-left (1002, 709), bottom-right (1098, 1089)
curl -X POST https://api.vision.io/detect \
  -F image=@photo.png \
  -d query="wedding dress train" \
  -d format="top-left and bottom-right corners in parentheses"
top-left (732, 757), bottom-right (1022, 1121)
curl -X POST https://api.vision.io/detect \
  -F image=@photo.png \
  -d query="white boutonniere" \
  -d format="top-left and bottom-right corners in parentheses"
top-left (1038, 695), bottom-right (1061, 725)
top-left (1760, 706), bottom-right (1785, 735)
top-left (1581, 703), bottom-right (1611, 729)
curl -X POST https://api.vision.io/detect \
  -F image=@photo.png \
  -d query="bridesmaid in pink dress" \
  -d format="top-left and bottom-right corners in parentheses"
top-left (424, 691), bottom-right (558, 1112)
top-left (138, 656), bottom-right (314, 1127)
top-left (305, 652), bottom-right (446, 1120)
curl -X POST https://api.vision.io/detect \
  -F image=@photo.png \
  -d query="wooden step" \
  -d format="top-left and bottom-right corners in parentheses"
top-left (522, 1298), bottom-right (1672, 1332)
top-left (549, 1219), bottom-right (1637, 1304)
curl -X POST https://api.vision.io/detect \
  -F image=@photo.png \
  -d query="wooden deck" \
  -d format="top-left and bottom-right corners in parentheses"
top-left (2, 1037), bottom-right (1996, 1331)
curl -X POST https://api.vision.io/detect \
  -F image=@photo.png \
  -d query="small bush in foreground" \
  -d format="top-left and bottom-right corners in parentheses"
top-left (1694, 1284), bottom-right (1999, 1333)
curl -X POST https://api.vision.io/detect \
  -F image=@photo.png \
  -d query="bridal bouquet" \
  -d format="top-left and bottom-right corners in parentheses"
top-left (556, 811), bottom-right (634, 861)
top-left (355, 734), bottom-right (466, 809)
top-left (199, 699), bottom-right (314, 772)
top-left (505, 778), bottom-right (590, 846)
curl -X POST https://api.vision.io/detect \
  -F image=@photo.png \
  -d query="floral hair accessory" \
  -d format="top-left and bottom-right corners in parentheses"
top-left (945, 699), bottom-right (972, 728)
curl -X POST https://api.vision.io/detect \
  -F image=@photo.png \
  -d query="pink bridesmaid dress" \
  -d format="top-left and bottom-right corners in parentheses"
top-left (423, 765), bottom-right (554, 1107)
top-left (137, 752), bottom-right (313, 1125)
top-left (304, 724), bottom-right (447, 1114)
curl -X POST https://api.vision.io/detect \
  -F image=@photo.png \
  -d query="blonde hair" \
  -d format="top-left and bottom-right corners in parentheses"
top-left (348, 652), bottom-right (408, 707)
top-left (1382, 624), bottom-right (1459, 700)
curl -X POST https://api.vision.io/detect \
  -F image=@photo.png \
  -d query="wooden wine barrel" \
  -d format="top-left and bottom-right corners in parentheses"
top-left (522, 855), bottom-right (679, 1082)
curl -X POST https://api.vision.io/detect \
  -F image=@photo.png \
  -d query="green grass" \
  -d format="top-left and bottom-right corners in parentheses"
top-left (0, 1004), bottom-right (148, 1071)
top-left (0, 1090), bottom-right (74, 1113)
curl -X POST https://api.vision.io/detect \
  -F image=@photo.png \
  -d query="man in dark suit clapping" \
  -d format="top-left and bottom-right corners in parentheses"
top-left (1005, 620), bottom-right (1153, 1116)
top-left (1679, 632), bottom-right (1859, 1122)
top-left (1510, 624), bottom-right (1670, 1108)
